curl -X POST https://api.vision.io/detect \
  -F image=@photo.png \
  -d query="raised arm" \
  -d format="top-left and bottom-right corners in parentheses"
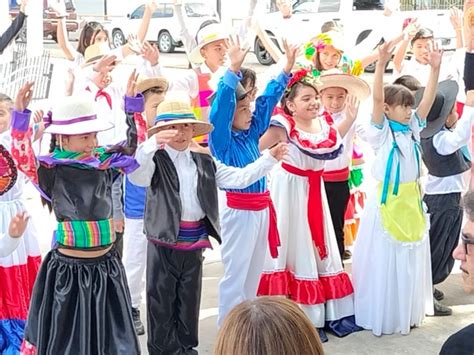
top-left (450, 7), bottom-right (464, 50)
top-left (172, 0), bottom-right (197, 55)
top-left (336, 95), bottom-right (360, 138)
top-left (0, 0), bottom-right (27, 54)
top-left (372, 42), bottom-right (394, 126)
top-left (122, 1), bottom-right (157, 58)
top-left (416, 44), bottom-right (442, 120)
top-left (392, 19), bottom-right (420, 73)
top-left (50, 0), bottom-right (78, 61)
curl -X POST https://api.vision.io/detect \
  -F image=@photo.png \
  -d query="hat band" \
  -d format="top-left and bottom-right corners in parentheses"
top-left (155, 113), bottom-right (196, 123)
top-left (51, 114), bottom-right (98, 126)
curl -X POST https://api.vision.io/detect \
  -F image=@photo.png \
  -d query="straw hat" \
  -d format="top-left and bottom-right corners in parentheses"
top-left (188, 23), bottom-right (229, 64)
top-left (317, 69), bottom-right (370, 101)
top-left (44, 96), bottom-right (113, 135)
top-left (136, 75), bottom-right (169, 94)
top-left (82, 43), bottom-right (117, 68)
top-left (148, 99), bottom-right (213, 137)
top-left (415, 80), bottom-right (459, 139)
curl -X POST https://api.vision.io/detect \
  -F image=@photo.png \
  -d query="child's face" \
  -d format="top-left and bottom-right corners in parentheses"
top-left (163, 123), bottom-right (194, 151)
top-left (320, 87), bottom-right (347, 114)
top-left (287, 86), bottom-right (320, 121)
top-left (412, 38), bottom-right (433, 65)
top-left (92, 71), bottom-right (112, 90)
top-left (62, 132), bottom-right (98, 155)
top-left (92, 30), bottom-right (109, 46)
top-left (232, 98), bottom-right (252, 131)
top-left (384, 103), bottom-right (412, 124)
top-left (317, 46), bottom-right (342, 70)
top-left (144, 92), bottom-right (166, 128)
top-left (0, 101), bottom-right (12, 133)
top-left (201, 40), bottom-right (227, 69)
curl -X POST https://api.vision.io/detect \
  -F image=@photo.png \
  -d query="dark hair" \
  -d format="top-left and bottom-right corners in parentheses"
top-left (384, 84), bottom-right (415, 107)
top-left (241, 67), bottom-right (256, 91)
top-left (393, 75), bottom-right (422, 92)
top-left (77, 21), bottom-right (109, 55)
top-left (0, 93), bottom-right (13, 107)
top-left (411, 28), bottom-right (434, 47)
top-left (142, 87), bottom-right (166, 100)
top-left (321, 20), bottom-right (342, 33)
top-left (195, 19), bottom-right (220, 44)
top-left (281, 81), bottom-right (319, 116)
top-left (463, 190), bottom-right (474, 221)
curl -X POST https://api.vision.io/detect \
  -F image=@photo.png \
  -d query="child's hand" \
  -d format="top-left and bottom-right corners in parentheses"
top-left (403, 18), bottom-right (420, 41)
top-left (93, 54), bottom-right (117, 73)
top-left (427, 42), bottom-right (443, 69)
top-left (344, 95), bottom-right (360, 122)
top-left (114, 219), bottom-right (124, 233)
top-left (8, 212), bottom-right (29, 239)
top-left (189, 140), bottom-right (210, 154)
top-left (20, 0), bottom-right (28, 14)
top-left (466, 90), bottom-right (474, 107)
top-left (269, 142), bottom-right (289, 161)
top-left (146, 0), bottom-right (157, 12)
top-left (14, 82), bottom-right (34, 112)
top-left (141, 41), bottom-right (160, 66)
top-left (283, 39), bottom-right (298, 74)
top-left (449, 7), bottom-right (463, 31)
top-left (33, 109), bottom-right (45, 139)
top-left (227, 35), bottom-right (250, 73)
top-left (377, 41), bottom-right (396, 64)
top-left (154, 129), bottom-right (179, 144)
top-left (127, 34), bottom-right (144, 55)
top-left (126, 69), bottom-right (139, 97)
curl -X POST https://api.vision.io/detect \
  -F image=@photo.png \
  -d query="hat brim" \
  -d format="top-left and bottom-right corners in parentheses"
top-left (188, 35), bottom-right (229, 64)
top-left (415, 80), bottom-right (459, 139)
top-left (81, 55), bottom-right (122, 68)
top-left (207, 82), bottom-right (252, 106)
top-left (137, 78), bottom-right (169, 94)
top-left (148, 119), bottom-right (214, 138)
top-left (317, 74), bottom-right (371, 101)
top-left (44, 120), bottom-right (114, 135)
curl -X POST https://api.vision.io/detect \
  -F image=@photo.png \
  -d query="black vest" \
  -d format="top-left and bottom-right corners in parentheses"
top-left (143, 149), bottom-right (221, 245)
top-left (420, 136), bottom-right (471, 178)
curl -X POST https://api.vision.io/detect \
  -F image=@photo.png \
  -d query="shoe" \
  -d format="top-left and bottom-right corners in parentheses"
top-left (433, 300), bottom-right (452, 317)
top-left (131, 307), bottom-right (145, 335)
top-left (342, 250), bottom-right (352, 260)
top-left (317, 328), bottom-right (328, 343)
top-left (433, 288), bottom-right (444, 301)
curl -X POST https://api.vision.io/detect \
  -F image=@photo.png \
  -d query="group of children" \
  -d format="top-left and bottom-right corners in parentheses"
top-left (0, 0), bottom-right (474, 353)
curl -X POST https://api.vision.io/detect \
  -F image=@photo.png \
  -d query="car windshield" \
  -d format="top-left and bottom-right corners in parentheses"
top-left (184, 2), bottom-right (214, 17)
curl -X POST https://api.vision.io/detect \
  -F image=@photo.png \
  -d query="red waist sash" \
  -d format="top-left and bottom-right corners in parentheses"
top-left (322, 166), bottom-right (350, 182)
top-left (226, 191), bottom-right (280, 258)
top-left (282, 163), bottom-right (327, 260)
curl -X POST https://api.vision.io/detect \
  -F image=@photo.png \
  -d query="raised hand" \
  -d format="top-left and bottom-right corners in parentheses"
top-left (154, 129), bottom-right (179, 144)
top-left (14, 82), bottom-right (34, 112)
top-left (127, 34), bottom-right (144, 55)
top-left (126, 69), bottom-right (139, 97)
top-left (403, 18), bottom-right (420, 40)
top-left (427, 42), bottom-right (443, 69)
top-left (8, 212), bottom-right (29, 238)
top-left (93, 54), bottom-right (118, 73)
top-left (283, 39), bottom-right (298, 74)
top-left (20, 0), bottom-right (29, 14)
top-left (269, 142), bottom-right (289, 161)
top-left (146, 0), bottom-right (158, 12)
top-left (49, 0), bottom-right (67, 17)
top-left (377, 40), bottom-right (396, 64)
top-left (450, 7), bottom-right (463, 30)
top-left (142, 41), bottom-right (160, 66)
top-left (344, 95), bottom-right (360, 122)
top-left (226, 35), bottom-right (250, 73)
top-left (33, 109), bottom-right (45, 139)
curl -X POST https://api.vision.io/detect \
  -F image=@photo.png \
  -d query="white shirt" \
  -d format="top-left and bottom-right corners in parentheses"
top-left (424, 106), bottom-right (474, 195)
top-left (0, 234), bottom-right (21, 258)
top-left (128, 137), bottom-right (278, 220)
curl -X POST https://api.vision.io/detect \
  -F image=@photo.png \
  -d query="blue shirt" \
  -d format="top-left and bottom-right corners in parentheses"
top-left (124, 175), bottom-right (146, 219)
top-left (209, 69), bottom-right (290, 193)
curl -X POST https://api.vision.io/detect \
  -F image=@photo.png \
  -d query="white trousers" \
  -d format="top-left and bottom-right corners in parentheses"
top-left (217, 206), bottom-right (269, 326)
top-left (123, 217), bottom-right (147, 308)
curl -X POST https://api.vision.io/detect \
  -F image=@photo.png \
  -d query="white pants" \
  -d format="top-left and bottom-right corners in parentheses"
top-left (217, 207), bottom-right (269, 326)
top-left (123, 217), bottom-right (147, 308)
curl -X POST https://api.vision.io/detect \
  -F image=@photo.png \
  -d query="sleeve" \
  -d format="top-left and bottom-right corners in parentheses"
top-left (433, 106), bottom-right (474, 155)
top-left (127, 137), bottom-right (159, 187)
top-left (465, 52), bottom-right (474, 91)
top-left (137, 57), bottom-right (166, 79)
top-left (112, 175), bottom-right (125, 221)
top-left (214, 150), bottom-right (278, 189)
top-left (123, 94), bottom-right (143, 153)
top-left (251, 71), bottom-right (291, 137)
top-left (208, 70), bottom-right (241, 156)
top-left (173, 4), bottom-right (198, 56)
top-left (166, 69), bottom-right (198, 98)
top-left (364, 114), bottom-right (390, 150)
top-left (0, 233), bottom-right (21, 258)
top-left (0, 12), bottom-right (26, 54)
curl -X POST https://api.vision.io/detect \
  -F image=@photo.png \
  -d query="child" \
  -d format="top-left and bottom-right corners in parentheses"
top-left (128, 98), bottom-right (288, 354)
top-left (257, 68), bottom-right (361, 343)
top-left (0, 92), bottom-right (41, 355)
top-left (13, 75), bottom-right (141, 354)
top-left (209, 37), bottom-right (296, 326)
top-left (122, 75), bottom-right (168, 335)
top-left (0, 0), bottom-right (27, 54)
top-left (352, 40), bottom-right (442, 336)
top-left (318, 70), bottom-right (371, 261)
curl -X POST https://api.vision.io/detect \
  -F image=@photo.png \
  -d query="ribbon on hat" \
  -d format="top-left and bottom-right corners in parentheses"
top-left (43, 110), bottom-right (52, 128)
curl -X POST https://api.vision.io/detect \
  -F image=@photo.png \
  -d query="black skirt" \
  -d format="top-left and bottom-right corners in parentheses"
top-left (24, 247), bottom-right (140, 355)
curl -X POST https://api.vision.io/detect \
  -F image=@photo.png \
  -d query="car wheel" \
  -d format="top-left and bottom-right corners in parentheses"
top-left (112, 29), bottom-right (126, 49)
top-left (254, 33), bottom-right (279, 66)
top-left (158, 31), bottom-right (175, 53)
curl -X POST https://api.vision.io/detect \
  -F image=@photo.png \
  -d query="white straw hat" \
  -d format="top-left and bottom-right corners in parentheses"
top-left (188, 23), bottom-right (229, 64)
top-left (317, 69), bottom-right (371, 101)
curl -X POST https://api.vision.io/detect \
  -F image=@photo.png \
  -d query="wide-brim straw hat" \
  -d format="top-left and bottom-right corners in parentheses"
top-left (137, 76), bottom-right (169, 94)
top-left (148, 99), bottom-right (213, 137)
top-left (415, 80), bottom-right (459, 139)
top-left (82, 43), bottom-right (119, 68)
top-left (188, 23), bottom-right (229, 64)
top-left (317, 69), bottom-right (370, 101)
top-left (44, 96), bottom-right (114, 135)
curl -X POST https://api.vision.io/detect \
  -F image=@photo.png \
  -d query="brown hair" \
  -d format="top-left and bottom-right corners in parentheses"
top-left (213, 297), bottom-right (324, 355)
top-left (241, 67), bottom-right (257, 91)
top-left (312, 49), bottom-right (342, 71)
top-left (463, 190), bottom-right (474, 221)
top-left (142, 87), bottom-right (167, 100)
top-left (384, 84), bottom-right (415, 107)
top-left (77, 21), bottom-right (109, 56)
top-left (281, 81), bottom-right (319, 116)
top-left (393, 75), bottom-right (421, 92)
top-left (0, 93), bottom-right (13, 108)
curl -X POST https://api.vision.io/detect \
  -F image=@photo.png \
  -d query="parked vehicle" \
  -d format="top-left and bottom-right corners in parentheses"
top-left (253, 0), bottom-right (458, 65)
top-left (107, 1), bottom-right (219, 53)
top-left (9, 0), bottom-right (81, 42)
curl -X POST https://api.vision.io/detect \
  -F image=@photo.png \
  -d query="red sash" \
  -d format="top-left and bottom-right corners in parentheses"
top-left (322, 166), bottom-right (350, 182)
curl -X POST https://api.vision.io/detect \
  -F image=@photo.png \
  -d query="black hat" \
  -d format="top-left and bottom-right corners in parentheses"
top-left (207, 82), bottom-right (252, 106)
top-left (415, 80), bottom-right (459, 139)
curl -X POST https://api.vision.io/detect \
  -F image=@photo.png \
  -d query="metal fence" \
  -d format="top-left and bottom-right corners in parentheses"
top-left (0, 42), bottom-right (53, 101)
top-left (400, 0), bottom-right (464, 10)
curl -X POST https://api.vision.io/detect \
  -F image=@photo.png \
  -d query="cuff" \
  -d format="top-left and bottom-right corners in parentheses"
top-left (142, 136), bottom-right (160, 154)
top-left (370, 121), bottom-right (385, 130)
top-left (12, 109), bottom-right (31, 132)
top-left (125, 93), bottom-right (144, 113)
top-left (261, 149), bottom-right (278, 164)
top-left (277, 71), bottom-right (292, 87)
top-left (223, 69), bottom-right (242, 90)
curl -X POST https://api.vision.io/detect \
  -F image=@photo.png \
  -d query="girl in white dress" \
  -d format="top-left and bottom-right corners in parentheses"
top-left (352, 40), bottom-right (442, 336)
top-left (258, 68), bottom-right (361, 342)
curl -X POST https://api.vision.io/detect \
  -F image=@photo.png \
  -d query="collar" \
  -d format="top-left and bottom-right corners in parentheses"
top-left (85, 81), bottom-right (109, 94)
top-left (164, 144), bottom-right (191, 162)
top-left (388, 119), bottom-right (411, 133)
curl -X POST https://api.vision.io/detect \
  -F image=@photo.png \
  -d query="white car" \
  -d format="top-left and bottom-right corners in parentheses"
top-left (107, 1), bottom-right (219, 53)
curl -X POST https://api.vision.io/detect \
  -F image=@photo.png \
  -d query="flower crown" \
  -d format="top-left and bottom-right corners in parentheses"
top-left (304, 33), bottom-right (333, 60)
top-left (286, 68), bottom-right (321, 93)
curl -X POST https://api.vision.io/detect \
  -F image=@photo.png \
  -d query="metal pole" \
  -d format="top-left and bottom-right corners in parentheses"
top-left (104, 0), bottom-right (108, 19)
top-left (216, 0), bottom-right (221, 19)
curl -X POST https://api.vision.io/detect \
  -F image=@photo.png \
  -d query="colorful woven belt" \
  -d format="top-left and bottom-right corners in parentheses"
top-left (56, 219), bottom-right (115, 248)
